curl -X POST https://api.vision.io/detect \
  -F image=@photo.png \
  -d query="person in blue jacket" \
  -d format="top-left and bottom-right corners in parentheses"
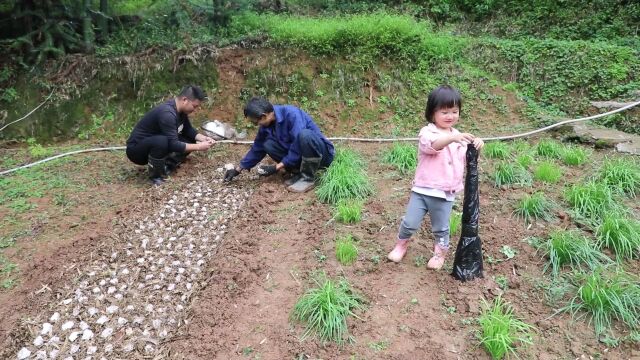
top-left (224, 96), bottom-right (334, 192)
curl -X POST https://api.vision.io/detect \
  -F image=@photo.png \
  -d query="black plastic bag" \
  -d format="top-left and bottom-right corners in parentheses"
top-left (451, 145), bottom-right (484, 281)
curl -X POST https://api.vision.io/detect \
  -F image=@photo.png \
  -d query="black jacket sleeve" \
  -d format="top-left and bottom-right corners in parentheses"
top-left (158, 110), bottom-right (187, 153)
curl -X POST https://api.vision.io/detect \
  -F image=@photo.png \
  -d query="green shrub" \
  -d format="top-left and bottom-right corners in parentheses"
top-left (479, 296), bottom-right (534, 360)
top-left (383, 143), bottom-right (417, 174)
top-left (291, 273), bottom-right (366, 344)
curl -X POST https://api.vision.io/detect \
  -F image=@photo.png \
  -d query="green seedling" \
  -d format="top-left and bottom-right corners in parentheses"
top-left (414, 255), bottom-right (427, 267)
top-left (536, 139), bottom-right (563, 159)
top-left (534, 161), bottom-right (562, 183)
top-left (291, 273), bottom-right (366, 344)
top-left (513, 192), bottom-right (553, 223)
top-left (500, 245), bottom-right (517, 260)
top-left (565, 181), bottom-right (616, 222)
top-left (595, 214), bottom-right (640, 261)
top-left (563, 267), bottom-right (640, 336)
top-left (596, 157), bottom-right (640, 196)
top-left (316, 148), bottom-right (374, 204)
top-left (540, 230), bottom-right (611, 277)
top-left (562, 145), bottom-right (588, 166)
top-left (335, 199), bottom-right (363, 223)
top-left (493, 162), bottom-right (532, 187)
top-left (516, 153), bottom-right (534, 168)
top-left (484, 141), bottom-right (510, 159)
top-left (336, 235), bottom-right (358, 265)
top-left (450, 211), bottom-right (462, 236)
top-left (479, 296), bottom-right (534, 360)
top-left (383, 143), bottom-right (417, 174)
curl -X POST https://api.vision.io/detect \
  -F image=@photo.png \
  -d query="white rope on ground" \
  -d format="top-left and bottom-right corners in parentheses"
top-left (1, 99), bottom-right (639, 177)
top-left (0, 90), bottom-right (55, 132)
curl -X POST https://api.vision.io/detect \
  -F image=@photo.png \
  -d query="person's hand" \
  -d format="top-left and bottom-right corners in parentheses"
top-left (256, 164), bottom-right (277, 177)
top-left (202, 136), bottom-right (216, 145)
top-left (198, 141), bottom-right (213, 151)
top-left (224, 168), bottom-right (241, 182)
top-left (275, 162), bottom-right (285, 171)
top-left (473, 138), bottom-right (484, 150)
top-left (453, 133), bottom-right (475, 145)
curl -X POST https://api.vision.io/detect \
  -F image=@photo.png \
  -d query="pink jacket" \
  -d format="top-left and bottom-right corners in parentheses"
top-left (413, 123), bottom-right (467, 192)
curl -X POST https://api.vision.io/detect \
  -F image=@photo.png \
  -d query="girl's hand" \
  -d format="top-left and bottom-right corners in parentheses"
top-left (473, 138), bottom-right (484, 150)
top-left (454, 132), bottom-right (475, 144)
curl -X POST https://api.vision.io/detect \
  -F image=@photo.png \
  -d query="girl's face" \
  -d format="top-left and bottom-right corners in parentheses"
top-left (432, 106), bottom-right (460, 130)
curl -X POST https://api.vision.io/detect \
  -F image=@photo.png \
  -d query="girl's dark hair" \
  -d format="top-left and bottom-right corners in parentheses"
top-left (424, 85), bottom-right (462, 123)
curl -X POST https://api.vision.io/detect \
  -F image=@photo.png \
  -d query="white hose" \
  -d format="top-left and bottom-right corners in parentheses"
top-left (2, 99), bottom-right (639, 176)
top-left (0, 91), bottom-right (55, 132)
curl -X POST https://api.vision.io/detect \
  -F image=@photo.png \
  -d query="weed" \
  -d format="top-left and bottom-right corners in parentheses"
top-left (479, 296), bottom-right (534, 360)
top-left (316, 148), bottom-right (374, 204)
top-left (8, 199), bottom-right (36, 213)
top-left (596, 157), bottom-right (640, 196)
top-left (368, 339), bottom-right (389, 351)
top-left (562, 145), bottom-right (589, 166)
top-left (483, 141), bottom-right (510, 159)
top-left (563, 267), bottom-right (640, 335)
top-left (336, 235), bottom-right (358, 265)
top-left (513, 192), bottom-right (553, 223)
top-left (370, 255), bottom-right (381, 265)
top-left (291, 273), bottom-right (366, 344)
top-left (26, 138), bottom-right (52, 159)
top-left (414, 255), bottom-right (427, 267)
top-left (500, 245), bottom-right (517, 260)
top-left (494, 275), bottom-right (508, 290)
top-left (534, 161), bottom-right (562, 183)
top-left (540, 230), bottom-right (611, 277)
top-left (565, 181), bottom-right (616, 222)
top-left (449, 211), bottom-right (462, 236)
top-left (313, 249), bottom-right (327, 263)
top-left (383, 143), bottom-right (417, 174)
top-left (335, 199), bottom-right (363, 223)
top-left (536, 139), bottom-right (563, 159)
top-left (493, 162), bottom-right (532, 187)
top-left (595, 214), bottom-right (640, 261)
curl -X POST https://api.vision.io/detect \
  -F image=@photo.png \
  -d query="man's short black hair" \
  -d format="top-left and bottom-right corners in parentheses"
top-left (244, 97), bottom-right (274, 120)
top-left (179, 85), bottom-right (207, 101)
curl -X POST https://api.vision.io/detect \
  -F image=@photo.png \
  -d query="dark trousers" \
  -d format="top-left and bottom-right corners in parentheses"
top-left (126, 135), bottom-right (193, 165)
top-left (263, 129), bottom-right (333, 169)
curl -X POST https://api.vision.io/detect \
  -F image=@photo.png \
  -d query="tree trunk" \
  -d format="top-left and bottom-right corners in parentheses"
top-left (82, 0), bottom-right (94, 52)
top-left (98, 0), bottom-right (109, 41)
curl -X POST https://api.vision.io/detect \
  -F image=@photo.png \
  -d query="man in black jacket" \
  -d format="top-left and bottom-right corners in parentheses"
top-left (126, 85), bottom-right (215, 185)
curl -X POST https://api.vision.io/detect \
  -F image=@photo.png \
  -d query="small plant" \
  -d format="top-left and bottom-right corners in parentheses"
top-left (478, 296), bottom-right (534, 360)
top-left (383, 143), bottom-right (417, 174)
top-left (562, 145), bottom-right (588, 166)
top-left (449, 211), bottom-right (462, 236)
top-left (414, 255), bottom-right (426, 267)
top-left (565, 181), bottom-right (616, 222)
top-left (316, 148), bottom-right (374, 204)
top-left (513, 192), bottom-right (553, 223)
top-left (368, 339), bottom-right (389, 351)
top-left (540, 230), bottom-right (611, 277)
top-left (291, 273), bottom-right (366, 344)
top-left (595, 214), bottom-right (640, 261)
top-left (500, 245), bottom-right (517, 260)
top-left (336, 235), bottom-right (358, 265)
top-left (484, 142), bottom-right (510, 159)
top-left (596, 157), bottom-right (640, 196)
top-left (536, 139), bottom-right (563, 159)
top-left (516, 153), bottom-right (534, 168)
top-left (495, 275), bottom-right (508, 290)
top-left (493, 162), bottom-right (532, 187)
top-left (534, 161), bottom-right (562, 183)
top-left (510, 139), bottom-right (531, 153)
top-left (335, 199), bottom-right (363, 223)
top-left (26, 138), bottom-right (51, 159)
top-left (563, 267), bottom-right (640, 336)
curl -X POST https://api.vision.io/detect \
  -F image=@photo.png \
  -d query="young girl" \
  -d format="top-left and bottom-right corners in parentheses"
top-left (387, 85), bottom-right (484, 270)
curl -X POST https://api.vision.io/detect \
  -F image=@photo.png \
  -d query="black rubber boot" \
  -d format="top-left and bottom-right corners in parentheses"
top-left (148, 155), bottom-right (167, 186)
top-left (287, 157), bottom-right (321, 193)
top-left (166, 152), bottom-right (188, 174)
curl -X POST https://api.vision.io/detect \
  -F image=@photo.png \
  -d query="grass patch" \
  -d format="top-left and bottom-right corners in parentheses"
top-left (291, 273), bottom-right (366, 344)
top-left (516, 153), bottom-right (534, 168)
top-left (493, 162), bottom-right (532, 187)
top-left (562, 145), bottom-right (589, 166)
top-left (512, 192), bottom-right (553, 223)
top-left (449, 210), bottom-right (462, 236)
top-left (316, 148), bottom-right (374, 204)
top-left (383, 143), bottom-right (417, 174)
top-left (540, 230), bottom-right (611, 277)
top-left (563, 267), bottom-right (640, 336)
top-left (565, 181), bottom-right (616, 222)
top-left (534, 161), bottom-right (562, 183)
top-left (478, 296), bottom-right (534, 360)
top-left (596, 214), bottom-right (640, 261)
top-left (483, 141), bottom-right (510, 159)
top-left (334, 199), bottom-right (363, 223)
top-left (335, 235), bottom-right (358, 265)
top-left (536, 139), bottom-right (563, 159)
top-left (596, 157), bottom-right (640, 196)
